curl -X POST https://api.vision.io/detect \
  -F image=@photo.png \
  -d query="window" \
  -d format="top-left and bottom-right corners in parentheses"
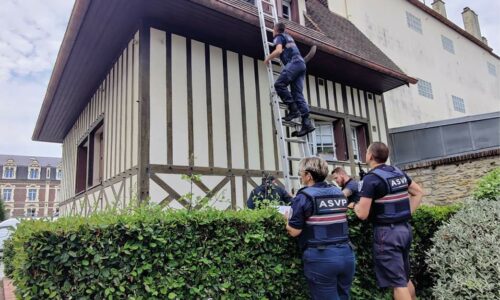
top-left (441, 35), bottom-right (455, 54)
top-left (28, 188), bottom-right (37, 201)
top-left (350, 123), bottom-right (369, 163)
top-left (28, 167), bottom-right (40, 180)
top-left (417, 79), bottom-right (433, 99)
top-left (488, 62), bottom-right (497, 76)
top-left (308, 121), bottom-right (336, 160)
top-left (2, 188), bottom-right (13, 201)
top-left (56, 168), bottom-right (63, 180)
top-left (406, 12), bottom-right (422, 33)
top-left (76, 121), bottom-right (104, 193)
top-left (452, 96), bottom-right (466, 113)
top-left (3, 167), bottom-right (15, 179)
top-left (282, 0), bottom-right (291, 20)
top-left (46, 168), bottom-right (51, 179)
top-left (351, 127), bottom-right (360, 161)
top-left (26, 207), bottom-right (36, 217)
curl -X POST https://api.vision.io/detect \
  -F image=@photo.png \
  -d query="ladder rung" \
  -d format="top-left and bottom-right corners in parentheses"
top-left (279, 102), bottom-right (288, 109)
top-left (285, 138), bottom-right (306, 144)
top-left (266, 41), bottom-right (275, 47)
top-left (263, 11), bottom-right (275, 19)
top-left (282, 120), bottom-right (301, 127)
top-left (288, 176), bottom-right (300, 180)
top-left (265, 27), bottom-right (274, 33)
top-left (287, 156), bottom-right (303, 161)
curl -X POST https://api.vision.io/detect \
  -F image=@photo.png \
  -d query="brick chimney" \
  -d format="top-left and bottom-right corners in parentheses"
top-left (431, 0), bottom-right (447, 18)
top-left (462, 7), bottom-right (482, 40)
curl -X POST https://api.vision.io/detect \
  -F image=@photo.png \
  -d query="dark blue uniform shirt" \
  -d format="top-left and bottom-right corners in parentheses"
top-left (288, 182), bottom-right (331, 230)
top-left (247, 184), bottom-right (291, 209)
top-left (273, 33), bottom-right (301, 65)
top-left (343, 178), bottom-right (360, 203)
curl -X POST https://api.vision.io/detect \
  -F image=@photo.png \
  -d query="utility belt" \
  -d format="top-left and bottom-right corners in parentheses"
top-left (373, 220), bottom-right (409, 228)
top-left (306, 239), bottom-right (349, 249)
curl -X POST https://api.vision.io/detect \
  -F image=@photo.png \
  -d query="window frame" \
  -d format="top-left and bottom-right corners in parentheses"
top-left (28, 167), bottom-right (41, 180)
top-left (441, 35), bottom-right (455, 54)
top-left (75, 120), bottom-right (105, 194)
top-left (2, 187), bottom-right (13, 201)
top-left (406, 11), bottom-right (423, 34)
top-left (452, 95), bottom-right (466, 113)
top-left (26, 207), bottom-right (37, 218)
top-left (308, 120), bottom-right (337, 161)
top-left (282, 0), bottom-right (292, 20)
top-left (417, 79), bottom-right (433, 99)
top-left (27, 188), bottom-right (38, 202)
top-left (487, 62), bottom-right (497, 76)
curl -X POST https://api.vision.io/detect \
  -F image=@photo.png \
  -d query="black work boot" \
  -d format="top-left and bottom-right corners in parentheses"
top-left (283, 103), bottom-right (300, 122)
top-left (292, 116), bottom-right (316, 137)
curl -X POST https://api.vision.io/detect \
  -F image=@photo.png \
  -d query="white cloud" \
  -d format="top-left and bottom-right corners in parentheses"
top-left (0, 0), bottom-right (74, 157)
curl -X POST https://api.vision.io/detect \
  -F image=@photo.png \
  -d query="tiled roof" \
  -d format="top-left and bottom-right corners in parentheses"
top-left (305, 0), bottom-right (403, 74)
top-left (0, 155), bottom-right (61, 167)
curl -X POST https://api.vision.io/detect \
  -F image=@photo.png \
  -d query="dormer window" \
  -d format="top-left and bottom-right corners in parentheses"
top-left (29, 168), bottom-right (40, 180)
top-left (56, 169), bottom-right (63, 180)
top-left (28, 160), bottom-right (41, 180)
top-left (46, 167), bottom-right (51, 179)
top-left (3, 166), bottom-right (16, 179)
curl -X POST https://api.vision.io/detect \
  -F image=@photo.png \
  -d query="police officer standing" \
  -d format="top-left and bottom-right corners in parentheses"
top-left (264, 22), bottom-right (315, 137)
top-left (353, 142), bottom-right (423, 300)
top-left (247, 174), bottom-right (292, 209)
top-left (285, 157), bottom-right (355, 299)
top-left (331, 167), bottom-right (360, 207)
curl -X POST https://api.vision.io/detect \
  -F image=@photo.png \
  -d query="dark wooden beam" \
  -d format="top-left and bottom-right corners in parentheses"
top-left (137, 22), bottom-right (151, 203)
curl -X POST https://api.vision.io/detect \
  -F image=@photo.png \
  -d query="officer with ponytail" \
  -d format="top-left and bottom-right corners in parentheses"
top-left (353, 142), bottom-right (423, 300)
top-left (285, 157), bottom-right (355, 299)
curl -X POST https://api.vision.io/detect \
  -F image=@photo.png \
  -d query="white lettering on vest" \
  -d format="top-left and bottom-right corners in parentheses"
top-left (318, 198), bottom-right (347, 208)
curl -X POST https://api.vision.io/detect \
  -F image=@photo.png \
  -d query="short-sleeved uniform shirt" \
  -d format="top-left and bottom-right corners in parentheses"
top-left (342, 178), bottom-right (360, 204)
top-left (273, 34), bottom-right (301, 65)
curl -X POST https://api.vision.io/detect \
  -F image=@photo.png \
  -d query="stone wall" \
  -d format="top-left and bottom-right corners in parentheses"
top-left (402, 149), bottom-right (499, 205)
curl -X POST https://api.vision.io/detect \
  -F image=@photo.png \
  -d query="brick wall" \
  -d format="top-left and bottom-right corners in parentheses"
top-left (402, 149), bottom-right (499, 205)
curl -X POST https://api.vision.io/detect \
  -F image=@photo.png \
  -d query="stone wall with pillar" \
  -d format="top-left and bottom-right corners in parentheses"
top-left (402, 149), bottom-right (499, 205)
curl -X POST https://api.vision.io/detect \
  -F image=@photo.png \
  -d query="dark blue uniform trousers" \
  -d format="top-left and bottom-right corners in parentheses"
top-left (274, 56), bottom-right (310, 117)
top-left (303, 244), bottom-right (356, 300)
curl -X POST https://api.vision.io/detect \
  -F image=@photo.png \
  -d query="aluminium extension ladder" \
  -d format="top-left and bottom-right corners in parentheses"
top-left (255, 0), bottom-right (311, 193)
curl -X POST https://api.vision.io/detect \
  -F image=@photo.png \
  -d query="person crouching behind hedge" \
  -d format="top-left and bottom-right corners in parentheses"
top-left (285, 157), bottom-right (356, 299)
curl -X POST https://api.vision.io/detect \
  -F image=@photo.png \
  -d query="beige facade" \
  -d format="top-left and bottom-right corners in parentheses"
top-left (0, 155), bottom-right (61, 218)
top-left (326, 0), bottom-right (500, 128)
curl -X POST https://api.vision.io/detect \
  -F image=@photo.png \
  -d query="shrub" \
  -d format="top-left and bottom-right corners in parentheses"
top-left (0, 198), bottom-right (6, 222)
top-left (472, 167), bottom-right (500, 201)
top-left (427, 199), bottom-right (500, 299)
top-left (4, 205), bottom-right (459, 299)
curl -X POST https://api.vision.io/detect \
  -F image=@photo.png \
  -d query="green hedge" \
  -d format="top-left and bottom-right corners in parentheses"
top-left (5, 205), bottom-right (459, 299)
top-left (427, 199), bottom-right (500, 299)
top-left (472, 167), bottom-right (500, 201)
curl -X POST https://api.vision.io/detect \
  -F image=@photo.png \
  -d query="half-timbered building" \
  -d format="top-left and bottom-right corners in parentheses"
top-left (33, 0), bottom-right (416, 216)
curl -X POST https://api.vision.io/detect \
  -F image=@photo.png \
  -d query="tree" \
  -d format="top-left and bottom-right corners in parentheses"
top-left (0, 197), bottom-right (6, 221)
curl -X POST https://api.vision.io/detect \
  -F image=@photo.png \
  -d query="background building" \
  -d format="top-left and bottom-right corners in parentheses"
top-left (32, 0), bottom-right (416, 216)
top-left (0, 155), bottom-right (62, 218)
top-left (325, 0), bottom-right (500, 128)
top-left (389, 112), bottom-right (499, 204)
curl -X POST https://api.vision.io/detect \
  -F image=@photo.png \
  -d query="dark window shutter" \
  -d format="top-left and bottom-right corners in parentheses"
top-left (356, 125), bottom-right (369, 163)
top-left (334, 119), bottom-right (348, 161)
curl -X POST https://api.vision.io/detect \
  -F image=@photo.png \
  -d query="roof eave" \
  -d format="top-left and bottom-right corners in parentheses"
top-left (32, 0), bottom-right (91, 142)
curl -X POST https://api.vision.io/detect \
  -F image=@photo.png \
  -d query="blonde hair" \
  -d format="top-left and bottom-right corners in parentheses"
top-left (299, 157), bottom-right (329, 182)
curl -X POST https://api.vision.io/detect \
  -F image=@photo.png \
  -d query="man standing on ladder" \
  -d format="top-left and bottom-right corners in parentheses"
top-left (264, 22), bottom-right (315, 137)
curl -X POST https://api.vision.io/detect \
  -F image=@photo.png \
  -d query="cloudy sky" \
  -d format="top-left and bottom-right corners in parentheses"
top-left (0, 0), bottom-right (498, 159)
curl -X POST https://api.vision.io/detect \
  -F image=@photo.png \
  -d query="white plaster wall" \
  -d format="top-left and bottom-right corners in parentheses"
top-left (328, 0), bottom-right (500, 128)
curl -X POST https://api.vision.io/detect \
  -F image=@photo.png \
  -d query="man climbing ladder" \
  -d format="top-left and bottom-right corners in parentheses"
top-left (264, 22), bottom-right (315, 137)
